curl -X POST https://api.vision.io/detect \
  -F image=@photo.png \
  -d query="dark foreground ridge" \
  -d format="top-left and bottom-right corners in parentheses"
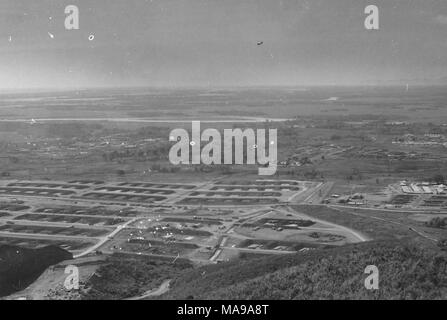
top-left (0, 244), bottom-right (72, 297)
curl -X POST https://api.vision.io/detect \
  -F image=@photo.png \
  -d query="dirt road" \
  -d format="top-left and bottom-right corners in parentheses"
top-left (126, 280), bottom-right (171, 300)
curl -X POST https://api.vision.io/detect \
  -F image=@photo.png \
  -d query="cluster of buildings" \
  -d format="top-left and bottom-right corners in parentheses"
top-left (392, 133), bottom-right (447, 147)
top-left (352, 147), bottom-right (423, 161)
top-left (400, 181), bottom-right (445, 194)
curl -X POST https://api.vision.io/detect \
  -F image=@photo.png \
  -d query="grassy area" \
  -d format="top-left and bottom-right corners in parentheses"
top-left (82, 254), bottom-right (193, 300)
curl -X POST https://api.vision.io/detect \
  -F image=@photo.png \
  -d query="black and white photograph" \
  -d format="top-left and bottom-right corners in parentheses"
top-left (0, 0), bottom-right (446, 306)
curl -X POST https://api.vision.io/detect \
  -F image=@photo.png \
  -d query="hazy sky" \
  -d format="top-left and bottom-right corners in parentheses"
top-left (1, 0), bottom-right (447, 89)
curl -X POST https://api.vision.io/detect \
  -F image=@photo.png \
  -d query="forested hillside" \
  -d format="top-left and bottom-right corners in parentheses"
top-left (162, 240), bottom-right (447, 300)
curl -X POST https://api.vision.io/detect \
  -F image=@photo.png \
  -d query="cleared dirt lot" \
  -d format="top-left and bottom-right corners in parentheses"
top-left (0, 224), bottom-right (109, 237)
top-left (14, 213), bottom-right (124, 226)
top-left (0, 187), bottom-right (75, 197)
top-left (0, 235), bottom-right (93, 251)
top-left (34, 206), bottom-right (139, 217)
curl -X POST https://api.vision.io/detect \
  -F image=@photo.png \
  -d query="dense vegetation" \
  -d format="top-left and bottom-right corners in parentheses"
top-left (0, 245), bottom-right (72, 297)
top-left (162, 241), bottom-right (446, 300)
top-left (426, 217), bottom-right (447, 229)
top-left (82, 254), bottom-right (193, 300)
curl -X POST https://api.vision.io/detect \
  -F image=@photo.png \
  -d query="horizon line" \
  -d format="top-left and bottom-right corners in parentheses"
top-left (1, 83), bottom-right (446, 93)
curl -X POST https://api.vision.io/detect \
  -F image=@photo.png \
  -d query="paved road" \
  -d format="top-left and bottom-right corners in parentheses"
top-left (302, 181), bottom-right (334, 204)
top-left (126, 280), bottom-right (171, 300)
top-left (329, 204), bottom-right (447, 214)
top-left (0, 231), bottom-right (97, 242)
top-left (102, 249), bottom-right (210, 263)
top-left (74, 218), bottom-right (137, 258)
top-left (209, 208), bottom-right (274, 261)
top-left (328, 205), bottom-right (439, 243)
top-left (222, 246), bottom-right (296, 255)
top-left (278, 206), bottom-right (369, 242)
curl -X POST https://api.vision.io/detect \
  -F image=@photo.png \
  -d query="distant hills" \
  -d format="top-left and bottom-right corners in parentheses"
top-left (0, 245), bottom-right (72, 297)
top-left (369, 76), bottom-right (447, 86)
